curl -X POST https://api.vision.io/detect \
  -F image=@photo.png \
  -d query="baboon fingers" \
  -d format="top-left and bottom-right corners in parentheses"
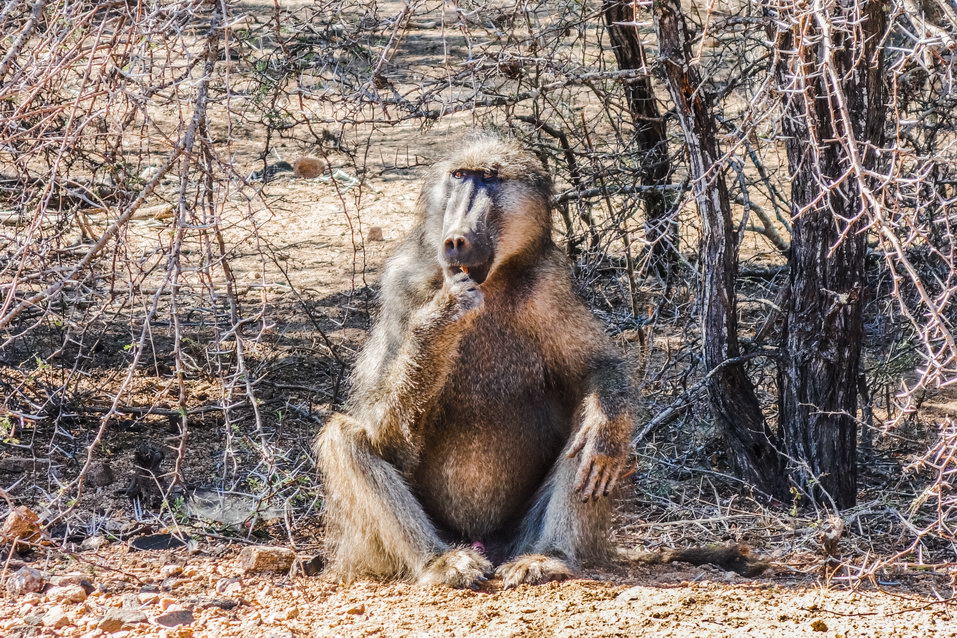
top-left (574, 458), bottom-right (597, 495)
top-left (576, 455), bottom-right (626, 500)
top-left (580, 463), bottom-right (605, 502)
top-left (566, 435), bottom-right (585, 459)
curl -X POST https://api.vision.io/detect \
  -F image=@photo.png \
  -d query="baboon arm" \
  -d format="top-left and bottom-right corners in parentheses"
top-left (349, 284), bottom-right (474, 459)
top-left (566, 358), bottom-right (634, 501)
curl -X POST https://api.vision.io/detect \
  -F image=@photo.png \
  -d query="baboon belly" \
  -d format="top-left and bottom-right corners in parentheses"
top-left (411, 343), bottom-right (572, 539)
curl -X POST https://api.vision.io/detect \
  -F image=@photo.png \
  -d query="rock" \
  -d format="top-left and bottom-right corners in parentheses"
top-left (215, 577), bottom-right (241, 594)
top-left (810, 619), bottom-right (828, 632)
top-left (46, 584), bottom-right (88, 603)
top-left (139, 165), bottom-right (161, 181)
top-left (23, 613), bottom-right (44, 626)
top-left (98, 608), bottom-right (147, 633)
top-left (184, 596), bottom-right (239, 610)
top-left (138, 592), bottom-right (159, 605)
top-left (0, 457), bottom-right (50, 473)
top-left (366, 226), bottom-right (384, 242)
top-left (42, 606), bottom-right (70, 628)
top-left (159, 596), bottom-right (178, 611)
top-left (7, 566), bottom-right (48, 595)
top-left (155, 609), bottom-right (195, 628)
top-left (51, 573), bottom-right (94, 593)
top-left (81, 535), bottom-right (109, 551)
top-left (160, 564), bottom-right (184, 578)
top-left (129, 533), bottom-right (189, 551)
top-left (238, 546), bottom-right (295, 574)
top-left (292, 156), bottom-right (327, 179)
top-left (0, 506), bottom-right (42, 550)
top-left (87, 461), bottom-right (115, 487)
top-left (161, 577), bottom-right (183, 591)
top-left (616, 585), bottom-right (644, 602)
top-left (291, 554), bottom-right (324, 577)
top-left (345, 603), bottom-right (366, 615)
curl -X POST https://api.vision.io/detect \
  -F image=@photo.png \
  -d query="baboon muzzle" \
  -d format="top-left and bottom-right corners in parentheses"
top-left (441, 174), bottom-right (495, 284)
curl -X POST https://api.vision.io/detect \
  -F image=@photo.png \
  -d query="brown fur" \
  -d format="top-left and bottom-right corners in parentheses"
top-left (314, 134), bottom-right (634, 588)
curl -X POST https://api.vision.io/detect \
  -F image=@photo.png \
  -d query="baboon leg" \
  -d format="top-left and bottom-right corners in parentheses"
top-left (316, 414), bottom-right (491, 586)
top-left (498, 441), bottom-right (615, 588)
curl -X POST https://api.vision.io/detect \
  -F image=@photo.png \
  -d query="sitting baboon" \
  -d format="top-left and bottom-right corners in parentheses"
top-left (314, 134), bottom-right (634, 588)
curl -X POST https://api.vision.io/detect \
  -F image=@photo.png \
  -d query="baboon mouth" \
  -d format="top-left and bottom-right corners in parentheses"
top-left (455, 262), bottom-right (491, 285)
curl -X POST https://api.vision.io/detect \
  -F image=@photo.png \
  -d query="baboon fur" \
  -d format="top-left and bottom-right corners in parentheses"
top-left (314, 135), bottom-right (634, 588)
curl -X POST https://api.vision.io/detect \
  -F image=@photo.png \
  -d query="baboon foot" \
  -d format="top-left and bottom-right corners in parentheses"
top-left (495, 554), bottom-right (573, 589)
top-left (418, 547), bottom-right (492, 589)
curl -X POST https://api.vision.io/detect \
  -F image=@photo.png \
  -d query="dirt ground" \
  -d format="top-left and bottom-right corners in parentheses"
top-left (2, 537), bottom-right (956, 638)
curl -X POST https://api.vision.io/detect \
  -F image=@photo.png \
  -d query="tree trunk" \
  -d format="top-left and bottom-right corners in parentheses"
top-left (654, 0), bottom-right (788, 500)
top-left (773, 0), bottom-right (886, 509)
top-left (603, 0), bottom-right (677, 277)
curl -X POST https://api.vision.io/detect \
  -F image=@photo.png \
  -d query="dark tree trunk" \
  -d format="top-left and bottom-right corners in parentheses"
top-left (603, 0), bottom-right (677, 277)
top-left (772, 1), bottom-right (887, 509)
top-left (653, 0), bottom-right (788, 500)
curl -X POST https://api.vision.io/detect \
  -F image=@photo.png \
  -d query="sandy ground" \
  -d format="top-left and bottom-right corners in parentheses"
top-left (2, 540), bottom-right (956, 638)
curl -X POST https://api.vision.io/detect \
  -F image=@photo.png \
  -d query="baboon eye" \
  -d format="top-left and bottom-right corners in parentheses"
top-left (482, 169), bottom-right (498, 183)
top-left (451, 169), bottom-right (466, 179)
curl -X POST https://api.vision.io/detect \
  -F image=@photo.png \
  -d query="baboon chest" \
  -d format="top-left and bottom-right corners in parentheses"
top-left (412, 310), bottom-right (573, 537)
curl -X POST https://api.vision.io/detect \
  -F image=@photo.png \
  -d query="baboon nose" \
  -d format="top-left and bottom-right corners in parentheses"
top-left (443, 234), bottom-right (471, 261)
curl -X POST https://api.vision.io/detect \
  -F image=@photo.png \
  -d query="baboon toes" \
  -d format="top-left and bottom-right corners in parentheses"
top-left (418, 547), bottom-right (492, 589)
top-left (495, 554), bottom-right (573, 589)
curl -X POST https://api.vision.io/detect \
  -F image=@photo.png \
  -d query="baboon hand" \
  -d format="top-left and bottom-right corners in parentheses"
top-left (442, 270), bottom-right (485, 321)
top-left (567, 427), bottom-right (626, 501)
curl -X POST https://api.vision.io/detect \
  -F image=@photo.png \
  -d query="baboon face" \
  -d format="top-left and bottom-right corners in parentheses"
top-left (426, 137), bottom-right (552, 285)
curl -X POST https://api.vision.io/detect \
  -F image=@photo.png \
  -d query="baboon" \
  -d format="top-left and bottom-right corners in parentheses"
top-left (314, 135), bottom-right (634, 588)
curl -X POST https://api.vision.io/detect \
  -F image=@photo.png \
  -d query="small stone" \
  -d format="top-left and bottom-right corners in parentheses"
top-left (0, 506), bottom-right (41, 549)
top-left (810, 619), bottom-right (828, 632)
top-left (159, 596), bottom-right (178, 610)
top-left (51, 572), bottom-right (95, 593)
top-left (215, 577), bottom-right (241, 594)
top-left (292, 156), bottom-right (327, 179)
top-left (24, 613), bottom-right (44, 626)
top-left (345, 603), bottom-right (366, 615)
top-left (185, 595), bottom-right (239, 610)
top-left (42, 606), bottom-right (71, 628)
top-left (160, 564), bottom-right (184, 578)
top-left (7, 566), bottom-right (48, 595)
top-left (88, 462), bottom-right (115, 487)
top-left (291, 555), bottom-right (324, 577)
top-left (99, 608), bottom-right (147, 633)
top-left (47, 584), bottom-right (89, 603)
top-left (81, 535), bottom-right (109, 551)
top-left (238, 546), bottom-right (295, 574)
top-left (140, 165), bottom-right (161, 181)
top-left (616, 585), bottom-right (643, 602)
top-left (161, 577), bottom-right (183, 591)
top-left (138, 592), bottom-right (159, 605)
top-left (155, 609), bottom-right (195, 628)
top-left (366, 226), bottom-right (384, 242)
